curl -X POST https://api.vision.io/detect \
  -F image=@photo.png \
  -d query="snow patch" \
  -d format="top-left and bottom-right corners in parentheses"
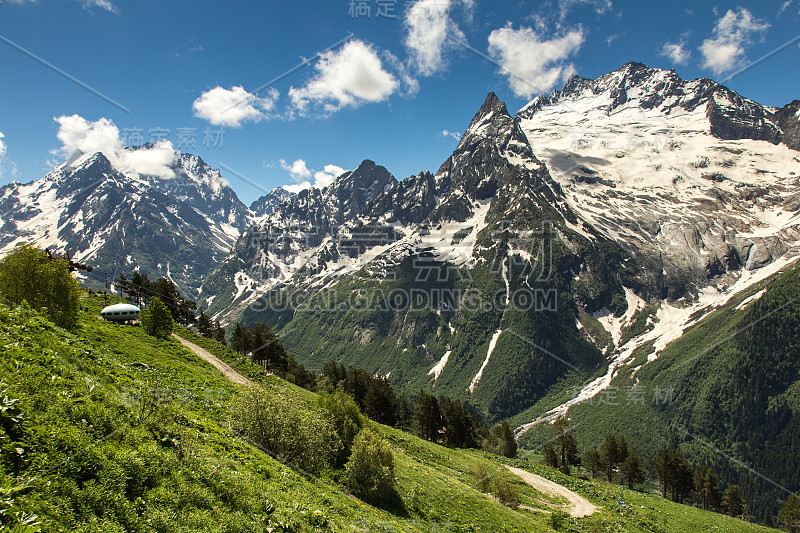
top-left (428, 350), bottom-right (451, 384)
top-left (468, 329), bottom-right (503, 393)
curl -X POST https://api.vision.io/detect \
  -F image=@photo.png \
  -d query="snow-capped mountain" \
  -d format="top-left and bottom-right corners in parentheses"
top-left (0, 148), bottom-right (251, 295)
top-left (250, 186), bottom-right (295, 220)
top-left (202, 62), bottom-right (800, 426)
top-left (517, 61), bottom-right (800, 301)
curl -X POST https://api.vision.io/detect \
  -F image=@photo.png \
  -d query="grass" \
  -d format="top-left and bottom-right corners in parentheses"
top-left (0, 293), bottom-right (781, 532)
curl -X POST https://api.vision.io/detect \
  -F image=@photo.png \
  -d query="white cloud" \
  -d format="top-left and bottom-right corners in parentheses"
top-left (440, 130), bottom-right (461, 141)
top-left (53, 115), bottom-right (177, 179)
top-left (660, 41), bottom-right (691, 65)
top-left (193, 86), bottom-right (278, 128)
top-left (699, 8), bottom-right (770, 75)
top-left (0, 132), bottom-right (6, 177)
top-left (80, 0), bottom-right (118, 13)
top-left (487, 25), bottom-right (585, 99)
top-left (557, 0), bottom-right (612, 20)
top-left (288, 40), bottom-right (398, 115)
top-left (313, 164), bottom-right (346, 188)
top-left (280, 158), bottom-right (312, 180)
top-left (778, 0), bottom-right (793, 15)
top-left (404, 0), bottom-right (471, 76)
top-left (280, 160), bottom-right (346, 193)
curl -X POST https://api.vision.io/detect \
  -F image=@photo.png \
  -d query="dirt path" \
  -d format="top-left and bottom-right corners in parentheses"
top-left (505, 465), bottom-right (597, 518)
top-left (173, 334), bottom-right (252, 386)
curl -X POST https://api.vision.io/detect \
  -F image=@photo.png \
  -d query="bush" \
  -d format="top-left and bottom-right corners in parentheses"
top-left (470, 463), bottom-right (492, 493)
top-left (550, 510), bottom-right (568, 530)
top-left (0, 243), bottom-right (80, 329)
top-left (344, 429), bottom-right (397, 506)
top-left (229, 385), bottom-right (341, 475)
top-left (141, 297), bottom-right (174, 339)
top-left (317, 389), bottom-right (363, 467)
top-left (491, 474), bottom-right (519, 509)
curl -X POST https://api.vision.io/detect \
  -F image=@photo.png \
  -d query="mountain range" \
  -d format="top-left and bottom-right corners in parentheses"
top-left (2, 60), bottom-right (799, 524)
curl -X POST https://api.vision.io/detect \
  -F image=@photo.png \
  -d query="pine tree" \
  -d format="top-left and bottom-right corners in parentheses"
top-left (722, 485), bottom-right (744, 517)
top-left (414, 391), bottom-right (441, 442)
top-left (620, 450), bottom-right (644, 490)
top-left (495, 421), bottom-right (517, 458)
top-left (584, 448), bottom-right (602, 478)
top-left (141, 297), bottom-right (174, 339)
top-left (231, 323), bottom-right (251, 354)
top-left (197, 309), bottom-right (213, 337)
top-left (212, 320), bottom-right (227, 345)
top-left (552, 417), bottom-right (580, 469)
top-left (396, 394), bottom-right (413, 431)
top-left (364, 377), bottom-right (398, 426)
top-left (704, 468), bottom-right (721, 511)
top-left (542, 444), bottom-right (558, 468)
top-left (780, 494), bottom-right (800, 533)
top-left (601, 434), bottom-right (621, 482)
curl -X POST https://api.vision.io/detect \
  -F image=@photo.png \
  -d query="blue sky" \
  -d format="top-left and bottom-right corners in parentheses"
top-left (0, 0), bottom-right (798, 204)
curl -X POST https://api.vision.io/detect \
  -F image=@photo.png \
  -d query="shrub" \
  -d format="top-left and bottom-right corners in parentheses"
top-left (0, 243), bottom-right (80, 329)
top-left (470, 463), bottom-right (492, 493)
top-left (344, 429), bottom-right (397, 506)
top-left (141, 297), bottom-right (174, 339)
top-left (317, 389), bottom-right (363, 467)
top-left (491, 474), bottom-right (519, 509)
top-left (229, 385), bottom-right (341, 475)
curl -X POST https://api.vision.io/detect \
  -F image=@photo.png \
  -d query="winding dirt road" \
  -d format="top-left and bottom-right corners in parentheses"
top-left (505, 465), bottom-right (597, 518)
top-left (173, 334), bottom-right (252, 386)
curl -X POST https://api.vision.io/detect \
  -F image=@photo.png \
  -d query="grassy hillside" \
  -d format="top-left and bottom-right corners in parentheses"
top-left (0, 294), bottom-right (780, 532)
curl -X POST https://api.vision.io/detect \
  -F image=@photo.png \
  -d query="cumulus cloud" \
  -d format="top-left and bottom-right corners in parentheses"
top-left (280, 159), bottom-right (346, 193)
top-left (699, 8), bottom-right (770, 75)
top-left (280, 158), bottom-right (312, 180)
top-left (193, 86), bottom-right (278, 128)
top-left (54, 115), bottom-right (177, 179)
top-left (288, 40), bottom-right (398, 115)
top-left (404, 0), bottom-right (472, 76)
top-left (487, 25), bottom-right (585, 99)
top-left (440, 130), bottom-right (461, 141)
top-left (660, 41), bottom-right (691, 65)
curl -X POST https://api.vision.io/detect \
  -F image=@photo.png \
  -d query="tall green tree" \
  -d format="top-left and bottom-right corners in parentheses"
top-left (600, 434), bottom-right (621, 482)
top-left (722, 485), bottom-right (744, 517)
top-left (364, 377), bottom-right (398, 426)
top-left (141, 297), bottom-right (174, 339)
top-left (620, 450), bottom-right (645, 490)
top-left (396, 394), bottom-right (413, 431)
top-left (552, 417), bottom-right (580, 469)
top-left (212, 320), bottom-right (226, 345)
top-left (197, 309), bottom-right (213, 337)
top-left (231, 323), bottom-right (251, 354)
top-left (415, 390), bottom-right (441, 442)
top-left (0, 244), bottom-right (81, 329)
top-left (654, 448), bottom-right (693, 503)
top-left (584, 448), bottom-right (602, 478)
top-left (780, 494), bottom-right (800, 533)
top-left (542, 444), bottom-right (559, 468)
top-left (492, 421), bottom-right (517, 458)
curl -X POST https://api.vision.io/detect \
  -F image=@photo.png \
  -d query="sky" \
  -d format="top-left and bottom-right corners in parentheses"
top-left (0, 0), bottom-right (798, 205)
